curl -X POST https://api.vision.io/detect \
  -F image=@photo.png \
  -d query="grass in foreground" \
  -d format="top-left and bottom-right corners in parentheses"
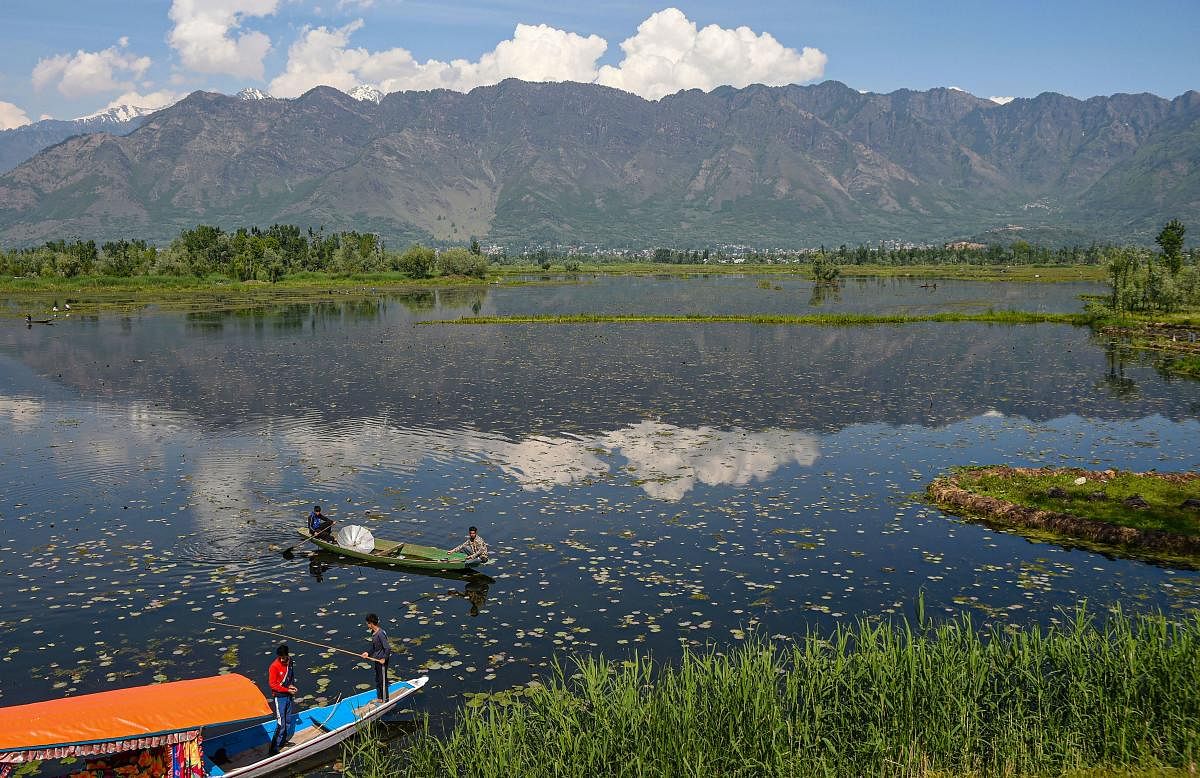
top-left (949, 468), bottom-right (1200, 537)
top-left (344, 610), bottom-right (1200, 777)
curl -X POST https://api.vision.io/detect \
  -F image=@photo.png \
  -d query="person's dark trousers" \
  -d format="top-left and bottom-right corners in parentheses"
top-left (270, 694), bottom-right (295, 753)
top-left (374, 658), bottom-right (389, 701)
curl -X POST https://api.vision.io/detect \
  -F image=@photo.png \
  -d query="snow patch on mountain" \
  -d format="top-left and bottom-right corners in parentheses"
top-left (348, 85), bottom-right (384, 103)
top-left (75, 104), bottom-right (159, 123)
top-left (237, 88), bottom-right (271, 101)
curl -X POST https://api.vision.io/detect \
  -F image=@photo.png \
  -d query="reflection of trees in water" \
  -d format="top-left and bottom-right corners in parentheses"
top-left (396, 289), bottom-right (435, 312)
top-left (11, 313), bottom-right (1200, 437)
top-left (185, 311), bottom-right (226, 331)
top-left (1094, 333), bottom-right (1200, 397)
top-left (808, 282), bottom-right (842, 307)
top-left (395, 287), bottom-right (487, 314)
top-left (1097, 340), bottom-right (1139, 399)
top-left (186, 300), bottom-right (387, 333)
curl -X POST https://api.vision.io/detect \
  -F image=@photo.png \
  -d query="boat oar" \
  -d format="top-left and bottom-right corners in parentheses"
top-left (210, 620), bottom-right (385, 664)
top-left (281, 531), bottom-right (319, 556)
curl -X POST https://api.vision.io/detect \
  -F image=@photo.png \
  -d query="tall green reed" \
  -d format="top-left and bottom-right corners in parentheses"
top-left (369, 607), bottom-right (1200, 777)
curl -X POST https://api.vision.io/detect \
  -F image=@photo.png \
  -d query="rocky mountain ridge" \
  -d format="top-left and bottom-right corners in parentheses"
top-left (1, 79), bottom-right (1197, 247)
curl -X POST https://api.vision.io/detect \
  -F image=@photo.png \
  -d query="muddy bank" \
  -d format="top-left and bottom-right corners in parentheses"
top-left (928, 466), bottom-right (1200, 557)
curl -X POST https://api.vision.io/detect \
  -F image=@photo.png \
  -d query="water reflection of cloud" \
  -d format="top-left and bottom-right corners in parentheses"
top-left (604, 421), bottom-right (820, 501)
top-left (6, 395), bottom-right (821, 540)
top-left (488, 434), bottom-right (610, 491)
top-left (281, 419), bottom-right (819, 501)
top-left (0, 397), bottom-right (45, 428)
top-left (188, 451), bottom-right (285, 532)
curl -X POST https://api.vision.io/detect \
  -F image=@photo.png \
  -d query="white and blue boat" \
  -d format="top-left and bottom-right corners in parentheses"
top-left (204, 677), bottom-right (429, 777)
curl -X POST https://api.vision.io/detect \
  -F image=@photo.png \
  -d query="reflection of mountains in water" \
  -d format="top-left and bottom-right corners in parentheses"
top-left (2, 304), bottom-right (1198, 436)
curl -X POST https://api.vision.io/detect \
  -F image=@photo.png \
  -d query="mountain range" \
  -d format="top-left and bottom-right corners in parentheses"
top-left (1, 79), bottom-right (1197, 248)
top-left (0, 108), bottom-right (151, 175)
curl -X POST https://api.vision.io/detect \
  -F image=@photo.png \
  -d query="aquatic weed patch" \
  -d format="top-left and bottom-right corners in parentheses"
top-left (0, 272), bottom-right (505, 316)
top-left (929, 467), bottom-right (1200, 558)
top-left (372, 611), bottom-right (1200, 777)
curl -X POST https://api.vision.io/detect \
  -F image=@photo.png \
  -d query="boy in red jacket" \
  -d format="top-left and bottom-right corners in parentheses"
top-left (268, 644), bottom-right (298, 756)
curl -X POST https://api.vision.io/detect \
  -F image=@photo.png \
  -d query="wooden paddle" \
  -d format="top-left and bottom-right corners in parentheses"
top-left (281, 520), bottom-right (339, 555)
top-left (211, 620), bottom-right (386, 664)
top-left (281, 530), bottom-right (321, 556)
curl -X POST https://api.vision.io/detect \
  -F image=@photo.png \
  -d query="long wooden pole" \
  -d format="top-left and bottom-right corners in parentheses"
top-left (210, 620), bottom-right (384, 664)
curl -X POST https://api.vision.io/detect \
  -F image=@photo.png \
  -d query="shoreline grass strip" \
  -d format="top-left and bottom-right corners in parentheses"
top-left (421, 311), bottom-right (1096, 326)
top-left (344, 609), bottom-right (1200, 777)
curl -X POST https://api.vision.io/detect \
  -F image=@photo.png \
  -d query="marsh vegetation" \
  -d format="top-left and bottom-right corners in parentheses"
top-left (345, 610), bottom-right (1200, 777)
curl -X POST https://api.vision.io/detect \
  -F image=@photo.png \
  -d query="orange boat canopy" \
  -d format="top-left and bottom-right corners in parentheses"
top-left (0, 674), bottom-right (271, 759)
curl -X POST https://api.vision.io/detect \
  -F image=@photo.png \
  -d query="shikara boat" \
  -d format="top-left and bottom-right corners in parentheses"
top-left (0, 674), bottom-right (268, 777)
top-left (297, 527), bottom-right (482, 571)
top-left (0, 673), bottom-right (427, 778)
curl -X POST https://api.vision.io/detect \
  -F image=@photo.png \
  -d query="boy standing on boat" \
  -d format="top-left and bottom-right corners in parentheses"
top-left (267, 644), bottom-right (298, 756)
top-left (450, 526), bottom-right (489, 562)
top-left (361, 613), bottom-right (392, 702)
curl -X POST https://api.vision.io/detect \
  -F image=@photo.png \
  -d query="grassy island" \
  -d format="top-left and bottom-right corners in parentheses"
top-left (344, 610), bottom-right (1200, 777)
top-left (929, 467), bottom-right (1200, 559)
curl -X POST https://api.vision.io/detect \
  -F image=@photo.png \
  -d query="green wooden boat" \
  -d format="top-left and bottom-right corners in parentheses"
top-left (296, 528), bottom-right (481, 570)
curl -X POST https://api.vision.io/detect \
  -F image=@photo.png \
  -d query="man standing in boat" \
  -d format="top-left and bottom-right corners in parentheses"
top-left (307, 505), bottom-right (334, 541)
top-left (450, 525), bottom-right (489, 563)
top-left (361, 613), bottom-right (392, 702)
top-left (267, 644), bottom-right (298, 756)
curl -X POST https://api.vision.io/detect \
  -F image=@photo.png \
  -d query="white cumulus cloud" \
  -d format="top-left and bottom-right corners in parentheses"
top-left (270, 19), bottom-right (606, 98)
top-left (168, 0), bottom-right (279, 79)
top-left (0, 101), bottom-right (32, 129)
top-left (596, 8), bottom-right (827, 100)
top-left (31, 40), bottom-right (152, 98)
top-left (268, 7), bottom-right (824, 100)
top-left (989, 95), bottom-right (1015, 105)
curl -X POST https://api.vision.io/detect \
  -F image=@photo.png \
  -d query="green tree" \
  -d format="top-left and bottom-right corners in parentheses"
top-left (811, 253), bottom-right (840, 283)
top-left (1156, 219), bottom-right (1186, 275)
top-left (439, 247), bottom-right (488, 278)
top-left (396, 244), bottom-right (436, 278)
top-left (469, 237), bottom-right (482, 256)
top-left (1105, 247), bottom-right (1140, 313)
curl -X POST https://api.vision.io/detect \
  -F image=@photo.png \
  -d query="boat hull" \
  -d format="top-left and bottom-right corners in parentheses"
top-left (205, 677), bottom-right (428, 777)
top-left (296, 528), bottom-right (481, 571)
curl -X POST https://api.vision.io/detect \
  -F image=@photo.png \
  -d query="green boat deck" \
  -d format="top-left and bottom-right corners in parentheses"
top-left (296, 528), bottom-right (480, 570)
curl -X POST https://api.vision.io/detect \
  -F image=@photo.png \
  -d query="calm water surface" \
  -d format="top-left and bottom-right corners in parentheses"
top-left (0, 276), bottom-right (1196, 724)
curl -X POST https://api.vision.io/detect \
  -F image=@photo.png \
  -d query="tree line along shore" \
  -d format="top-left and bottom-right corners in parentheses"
top-left (1, 221), bottom-right (1196, 288)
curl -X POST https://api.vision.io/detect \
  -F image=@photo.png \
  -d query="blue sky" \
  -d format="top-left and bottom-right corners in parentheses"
top-left (1, 0), bottom-right (1197, 127)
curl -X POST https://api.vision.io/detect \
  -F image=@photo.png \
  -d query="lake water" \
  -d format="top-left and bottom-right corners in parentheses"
top-left (1, 275), bottom-right (1198, 724)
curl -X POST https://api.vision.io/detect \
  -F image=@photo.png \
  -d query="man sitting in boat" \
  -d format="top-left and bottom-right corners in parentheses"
top-left (450, 526), bottom-right (489, 563)
top-left (267, 644), bottom-right (299, 756)
top-left (307, 505), bottom-right (334, 541)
